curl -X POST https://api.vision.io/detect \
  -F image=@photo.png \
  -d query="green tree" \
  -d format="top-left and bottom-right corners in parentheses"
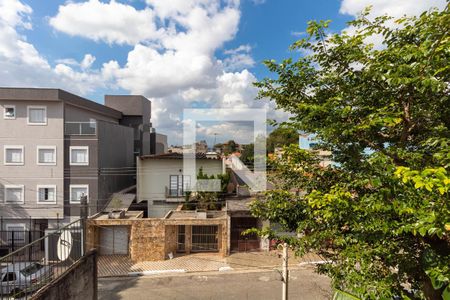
top-left (185, 168), bottom-right (230, 210)
top-left (240, 143), bottom-right (255, 166)
top-left (252, 6), bottom-right (450, 300)
top-left (227, 140), bottom-right (238, 153)
top-left (266, 126), bottom-right (299, 153)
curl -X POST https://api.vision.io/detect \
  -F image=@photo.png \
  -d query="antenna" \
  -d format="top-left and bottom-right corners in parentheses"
top-left (213, 133), bottom-right (219, 150)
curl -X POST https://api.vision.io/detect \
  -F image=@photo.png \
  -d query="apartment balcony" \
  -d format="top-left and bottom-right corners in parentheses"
top-left (64, 121), bottom-right (97, 135)
top-left (165, 186), bottom-right (187, 202)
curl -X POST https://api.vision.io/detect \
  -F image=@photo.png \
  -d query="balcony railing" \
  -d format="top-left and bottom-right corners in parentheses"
top-left (165, 186), bottom-right (184, 198)
top-left (64, 121), bottom-right (97, 135)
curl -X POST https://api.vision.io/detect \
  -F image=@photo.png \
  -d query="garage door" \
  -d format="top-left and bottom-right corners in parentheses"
top-left (99, 226), bottom-right (129, 255)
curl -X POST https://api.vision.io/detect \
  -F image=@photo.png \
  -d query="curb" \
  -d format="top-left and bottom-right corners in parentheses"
top-left (128, 269), bottom-right (187, 276)
top-left (298, 260), bottom-right (331, 267)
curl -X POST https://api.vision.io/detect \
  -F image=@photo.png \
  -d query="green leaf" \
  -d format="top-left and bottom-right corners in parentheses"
top-left (333, 290), bottom-right (361, 300)
top-left (442, 286), bottom-right (450, 300)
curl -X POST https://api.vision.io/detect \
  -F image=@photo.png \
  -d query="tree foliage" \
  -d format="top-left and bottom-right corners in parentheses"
top-left (266, 126), bottom-right (299, 153)
top-left (240, 143), bottom-right (255, 166)
top-left (252, 6), bottom-right (450, 299)
top-left (184, 168), bottom-right (230, 210)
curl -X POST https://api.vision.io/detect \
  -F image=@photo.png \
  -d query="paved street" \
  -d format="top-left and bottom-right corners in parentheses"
top-left (98, 267), bottom-right (332, 300)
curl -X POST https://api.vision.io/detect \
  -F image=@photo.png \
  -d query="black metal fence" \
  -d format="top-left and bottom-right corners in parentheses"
top-left (0, 219), bottom-right (85, 299)
top-left (0, 231), bottom-right (44, 258)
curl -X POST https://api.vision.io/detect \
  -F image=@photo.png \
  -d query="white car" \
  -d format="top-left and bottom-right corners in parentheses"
top-left (0, 262), bottom-right (53, 298)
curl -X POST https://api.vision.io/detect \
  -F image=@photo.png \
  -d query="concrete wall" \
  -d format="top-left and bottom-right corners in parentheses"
top-left (155, 133), bottom-right (168, 154)
top-left (32, 250), bottom-right (97, 300)
top-left (64, 103), bottom-right (118, 123)
top-left (104, 95), bottom-right (151, 119)
top-left (97, 120), bottom-right (134, 210)
top-left (0, 100), bottom-right (64, 222)
top-left (63, 104), bottom-right (135, 218)
top-left (104, 96), bottom-right (152, 157)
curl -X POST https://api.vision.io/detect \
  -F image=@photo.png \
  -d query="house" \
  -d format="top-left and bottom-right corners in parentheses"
top-left (86, 152), bottom-right (270, 261)
top-left (88, 153), bottom-right (229, 259)
top-left (87, 209), bottom-right (229, 259)
top-left (299, 133), bottom-right (332, 167)
top-left (0, 88), bottom-right (166, 240)
top-left (167, 140), bottom-right (208, 154)
top-left (136, 152), bottom-right (225, 218)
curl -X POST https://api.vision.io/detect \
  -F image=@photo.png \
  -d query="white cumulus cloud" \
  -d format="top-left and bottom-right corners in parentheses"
top-left (49, 0), bottom-right (160, 45)
top-left (340, 0), bottom-right (447, 18)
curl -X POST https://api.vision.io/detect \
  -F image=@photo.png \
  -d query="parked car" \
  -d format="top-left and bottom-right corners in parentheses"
top-left (0, 262), bottom-right (54, 298)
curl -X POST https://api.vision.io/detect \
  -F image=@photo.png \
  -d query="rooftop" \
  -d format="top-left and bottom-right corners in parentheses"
top-left (164, 210), bottom-right (227, 220)
top-left (140, 152), bottom-right (220, 160)
top-left (93, 211), bottom-right (144, 220)
top-left (0, 87), bottom-right (122, 119)
top-left (226, 198), bottom-right (254, 212)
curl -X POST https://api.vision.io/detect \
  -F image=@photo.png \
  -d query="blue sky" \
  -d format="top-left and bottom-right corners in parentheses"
top-left (0, 0), bottom-right (446, 145)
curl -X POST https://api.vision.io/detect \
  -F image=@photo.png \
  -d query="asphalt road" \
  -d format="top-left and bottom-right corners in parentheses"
top-left (98, 267), bottom-right (332, 300)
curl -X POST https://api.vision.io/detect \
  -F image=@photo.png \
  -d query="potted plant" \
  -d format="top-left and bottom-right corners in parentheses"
top-left (108, 197), bottom-right (125, 219)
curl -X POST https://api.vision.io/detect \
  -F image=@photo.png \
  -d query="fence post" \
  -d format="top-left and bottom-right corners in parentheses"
top-left (11, 231), bottom-right (15, 252)
top-left (80, 195), bottom-right (88, 255)
top-left (28, 229), bottom-right (32, 261)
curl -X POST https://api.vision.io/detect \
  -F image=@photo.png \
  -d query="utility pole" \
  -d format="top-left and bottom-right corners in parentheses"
top-left (213, 133), bottom-right (218, 150)
top-left (282, 242), bottom-right (289, 300)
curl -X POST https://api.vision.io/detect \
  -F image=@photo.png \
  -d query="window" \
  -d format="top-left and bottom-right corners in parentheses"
top-left (169, 175), bottom-right (191, 197)
top-left (2, 272), bottom-right (17, 282)
top-left (4, 146), bottom-right (24, 165)
top-left (191, 225), bottom-right (219, 251)
top-left (6, 224), bottom-right (26, 244)
top-left (27, 106), bottom-right (47, 125)
top-left (37, 185), bottom-right (56, 204)
top-left (4, 185), bottom-right (24, 204)
top-left (70, 146), bottom-right (89, 166)
top-left (3, 105), bottom-right (15, 119)
top-left (70, 185), bottom-right (88, 204)
top-left (20, 263), bottom-right (44, 276)
top-left (37, 146), bottom-right (56, 165)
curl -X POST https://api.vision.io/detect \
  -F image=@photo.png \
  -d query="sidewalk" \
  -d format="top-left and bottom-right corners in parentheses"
top-left (98, 251), bottom-right (326, 277)
top-left (226, 250), bottom-right (325, 270)
top-left (98, 253), bottom-right (228, 277)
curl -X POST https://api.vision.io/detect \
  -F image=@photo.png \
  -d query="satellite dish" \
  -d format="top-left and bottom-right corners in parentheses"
top-left (57, 231), bottom-right (73, 261)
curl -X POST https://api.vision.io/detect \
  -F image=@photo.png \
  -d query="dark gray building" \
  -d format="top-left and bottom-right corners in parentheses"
top-left (0, 88), bottom-right (166, 232)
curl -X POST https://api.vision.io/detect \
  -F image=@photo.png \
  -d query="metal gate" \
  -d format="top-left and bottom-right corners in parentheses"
top-left (177, 225), bottom-right (185, 252)
top-left (231, 217), bottom-right (260, 252)
top-left (191, 225), bottom-right (218, 252)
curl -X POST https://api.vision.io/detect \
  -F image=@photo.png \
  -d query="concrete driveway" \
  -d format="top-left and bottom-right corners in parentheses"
top-left (98, 267), bottom-right (332, 300)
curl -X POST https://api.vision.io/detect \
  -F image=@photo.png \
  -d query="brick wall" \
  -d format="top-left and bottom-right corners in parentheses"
top-left (165, 225), bottom-right (177, 256)
top-left (131, 219), bottom-right (166, 261)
